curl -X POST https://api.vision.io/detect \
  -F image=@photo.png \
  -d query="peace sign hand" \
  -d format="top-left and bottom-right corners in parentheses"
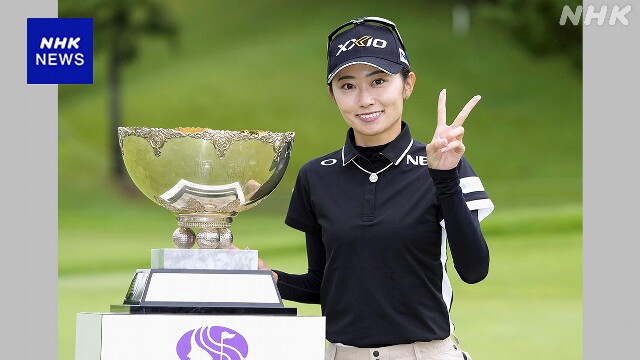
top-left (426, 89), bottom-right (481, 170)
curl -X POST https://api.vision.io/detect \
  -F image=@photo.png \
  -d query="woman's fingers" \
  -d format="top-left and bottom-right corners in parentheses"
top-left (440, 139), bottom-right (465, 153)
top-left (437, 89), bottom-right (446, 126)
top-left (429, 126), bottom-right (462, 152)
top-left (446, 126), bottom-right (464, 142)
top-left (430, 91), bottom-right (474, 160)
top-left (258, 258), bottom-right (270, 270)
top-left (451, 95), bottom-right (481, 128)
top-left (427, 137), bottom-right (448, 153)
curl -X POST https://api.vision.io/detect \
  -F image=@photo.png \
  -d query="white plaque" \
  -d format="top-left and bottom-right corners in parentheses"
top-left (142, 270), bottom-right (281, 306)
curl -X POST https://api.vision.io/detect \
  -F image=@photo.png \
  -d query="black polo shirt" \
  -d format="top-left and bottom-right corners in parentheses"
top-left (283, 122), bottom-right (493, 347)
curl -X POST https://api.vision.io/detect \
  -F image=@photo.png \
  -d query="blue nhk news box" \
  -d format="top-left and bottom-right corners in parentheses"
top-left (27, 18), bottom-right (93, 84)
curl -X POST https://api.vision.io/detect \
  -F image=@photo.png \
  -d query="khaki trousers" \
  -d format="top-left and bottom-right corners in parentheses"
top-left (325, 337), bottom-right (471, 360)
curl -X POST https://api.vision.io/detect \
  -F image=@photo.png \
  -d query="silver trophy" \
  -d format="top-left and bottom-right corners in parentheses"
top-left (118, 127), bottom-right (294, 249)
top-left (114, 127), bottom-right (296, 314)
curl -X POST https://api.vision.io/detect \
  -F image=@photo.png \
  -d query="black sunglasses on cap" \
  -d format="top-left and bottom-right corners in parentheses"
top-left (327, 16), bottom-right (407, 60)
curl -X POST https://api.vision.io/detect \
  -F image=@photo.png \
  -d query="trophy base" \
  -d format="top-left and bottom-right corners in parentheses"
top-left (110, 304), bottom-right (297, 315)
top-left (119, 251), bottom-right (293, 317)
top-left (122, 269), bottom-right (289, 313)
top-left (151, 248), bottom-right (258, 270)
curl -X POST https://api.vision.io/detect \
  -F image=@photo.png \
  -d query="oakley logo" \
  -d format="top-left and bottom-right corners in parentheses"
top-left (321, 159), bottom-right (337, 166)
top-left (336, 35), bottom-right (387, 56)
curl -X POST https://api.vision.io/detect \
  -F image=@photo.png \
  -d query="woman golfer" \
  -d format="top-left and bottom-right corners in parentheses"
top-left (263, 17), bottom-right (494, 360)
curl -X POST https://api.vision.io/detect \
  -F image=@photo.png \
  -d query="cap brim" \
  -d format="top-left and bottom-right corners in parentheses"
top-left (327, 57), bottom-right (404, 83)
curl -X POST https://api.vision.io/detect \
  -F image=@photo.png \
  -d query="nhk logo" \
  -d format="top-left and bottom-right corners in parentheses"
top-left (36, 37), bottom-right (85, 66)
top-left (27, 18), bottom-right (93, 84)
top-left (335, 35), bottom-right (387, 56)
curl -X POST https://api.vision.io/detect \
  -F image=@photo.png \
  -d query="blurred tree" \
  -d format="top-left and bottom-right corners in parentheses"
top-left (476, 0), bottom-right (582, 70)
top-left (60, 0), bottom-right (178, 183)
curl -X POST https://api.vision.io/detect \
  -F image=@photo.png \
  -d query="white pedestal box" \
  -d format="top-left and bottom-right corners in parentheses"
top-left (76, 249), bottom-right (321, 359)
top-left (76, 313), bottom-right (326, 360)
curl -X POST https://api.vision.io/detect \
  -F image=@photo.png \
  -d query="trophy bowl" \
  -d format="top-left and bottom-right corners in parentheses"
top-left (118, 127), bottom-right (294, 249)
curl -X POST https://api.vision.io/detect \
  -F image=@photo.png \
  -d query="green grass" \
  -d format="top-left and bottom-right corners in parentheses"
top-left (58, 0), bottom-right (581, 359)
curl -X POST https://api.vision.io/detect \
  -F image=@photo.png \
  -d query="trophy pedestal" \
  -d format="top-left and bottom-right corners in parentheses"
top-left (76, 313), bottom-right (325, 360)
top-left (76, 249), bottom-right (324, 359)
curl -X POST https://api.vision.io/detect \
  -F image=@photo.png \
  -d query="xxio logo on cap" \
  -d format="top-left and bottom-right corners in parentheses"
top-left (176, 326), bottom-right (249, 360)
top-left (27, 18), bottom-right (93, 84)
top-left (335, 35), bottom-right (387, 56)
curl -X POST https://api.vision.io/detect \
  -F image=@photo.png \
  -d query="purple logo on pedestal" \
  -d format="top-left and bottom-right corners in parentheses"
top-left (176, 326), bottom-right (248, 360)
